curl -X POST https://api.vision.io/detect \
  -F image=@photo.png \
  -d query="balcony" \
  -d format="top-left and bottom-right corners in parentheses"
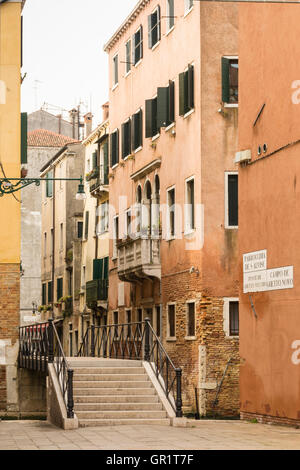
top-left (89, 164), bottom-right (109, 199)
top-left (117, 235), bottom-right (161, 283)
top-left (86, 279), bottom-right (108, 309)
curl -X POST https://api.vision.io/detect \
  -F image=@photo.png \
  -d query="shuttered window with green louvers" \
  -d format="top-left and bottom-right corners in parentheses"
top-left (103, 140), bottom-right (109, 184)
top-left (121, 119), bottom-right (131, 159)
top-left (48, 281), bottom-right (53, 303)
top-left (157, 80), bottom-right (175, 128)
top-left (46, 170), bottom-right (53, 198)
top-left (145, 97), bottom-right (159, 138)
top-left (92, 150), bottom-right (98, 169)
top-left (42, 283), bottom-right (47, 306)
top-left (179, 64), bottom-right (194, 116)
top-left (93, 257), bottom-right (109, 280)
top-left (221, 57), bottom-right (238, 104)
top-left (132, 109), bottom-right (143, 151)
top-left (57, 278), bottom-right (63, 301)
top-left (21, 112), bottom-right (27, 164)
top-left (110, 129), bottom-right (119, 167)
top-left (84, 211), bottom-right (89, 239)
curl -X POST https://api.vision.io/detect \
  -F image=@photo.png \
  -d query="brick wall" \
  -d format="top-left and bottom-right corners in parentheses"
top-left (0, 264), bottom-right (20, 412)
top-left (162, 271), bottom-right (240, 417)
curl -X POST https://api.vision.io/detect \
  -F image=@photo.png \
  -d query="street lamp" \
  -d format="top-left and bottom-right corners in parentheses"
top-left (0, 177), bottom-right (86, 199)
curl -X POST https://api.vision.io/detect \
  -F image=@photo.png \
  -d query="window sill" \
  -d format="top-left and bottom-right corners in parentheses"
top-left (134, 146), bottom-right (142, 154)
top-left (125, 70), bottom-right (131, 79)
top-left (225, 225), bottom-right (238, 230)
top-left (185, 336), bottom-right (196, 341)
top-left (226, 335), bottom-right (239, 339)
top-left (112, 83), bottom-right (119, 92)
top-left (152, 133), bottom-right (160, 142)
top-left (166, 337), bottom-right (176, 342)
top-left (165, 25), bottom-right (175, 37)
top-left (184, 6), bottom-right (194, 18)
top-left (165, 122), bottom-right (175, 132)
top-left (183, 108), bottom-right (195, 119)
top-left (111, 163), bottom-right (118, 170)
top-left (184, 229), bottom-right (196, 238)
top-left (134, 58), bottom-right (142, 68)
top-left (224, 103), bottom-right (238, 108)
top-left (151, 40), bottom-right (160, 51)
top-left (166, 235), bottom-right (175, 242)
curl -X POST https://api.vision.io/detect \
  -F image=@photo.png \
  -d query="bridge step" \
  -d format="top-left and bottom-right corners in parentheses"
top-left (68, 359), bottom-right (172, 427)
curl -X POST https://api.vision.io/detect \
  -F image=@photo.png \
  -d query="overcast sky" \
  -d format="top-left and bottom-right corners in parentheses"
top-left (21, 0), bottom-right (137, 125)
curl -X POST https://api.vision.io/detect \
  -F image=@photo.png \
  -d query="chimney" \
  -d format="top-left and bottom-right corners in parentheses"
top-left (102, 102), bottom-right (109, 122)
top-left (84, 112), bottom-right (93, 138)
top-left (69, 108), bottom-right (78, 139)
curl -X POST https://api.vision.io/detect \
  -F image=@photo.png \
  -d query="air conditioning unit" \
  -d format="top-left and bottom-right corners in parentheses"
top-left (235, 149), bottom-right (251, 164)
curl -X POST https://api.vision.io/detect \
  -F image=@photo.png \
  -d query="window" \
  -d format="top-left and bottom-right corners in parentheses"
top-left (82, 266), bottom-right (86, 288)
top-left (179, 64), bottom-right (194, 116)
top-left (113, 215), bottom-right (119, 258)
top-left (46, 170), bottom-right (53, 198)
top-left (42, 283), bottom-right (47, 306)
top-left (48, 281), bottom-right (53, 303)
top-left (125, 39), bottom-right (131, 75)
top-left (44, 232), bottom-right (47, 258)
top-left (132, 109), bottom-right (143, 151)
top-left (84, 211), bottom-right (89, 239)
top-left (167, 187), bottom-right (175, 239)
top-left (222, 57), bottom-right (238, 105)
top-left (145, 96), bottom-right (159, 138)
top-left (148, 6), bottom-right (161, 49)
top-left (113, 54), bottom-right (118, 86)
top-left (185, 177), bottom-right (195, 232)
top-left (133, 26), bottom-right (143, 65)
top-left (93, 257), bottom-right (109, 281)
top-left (99, 201), bottom-right (109, 235)
top-left (186, 302), bottom-right (195, 337)
top-left (121, 119), bottom-right (131, 159)
top-left (69, 324), bottom-right (73, 357)
top-left (57, 277), bottom-right (63, 301)
top-left (166, 0), bottom-right (175, 31)
top-left (223, 298), bottom-right (239, 337)
top-left (137, 308), bottom-right (143, 323)
top-left (77, 221), bottom-right (83, 239)
top-left (59, 223), bottom-right (63, 251)
top-left (167, 304), bottom-right (176, 338)
top-left (156, 305), bottom-right (161, 337)
top-left (185, 0), bottom-right (193, 13)
top-left (110, 129), bottom-right (119, 167)
top-left (225, 172), bottom-right (238, 228)
top-left (157, 80), bottom-right (175, 128)
top-left (125, 209), bottom-right (132, 238)
top-left (229, 301), bottom-right (239, 336)
top-left (100, 140), bottom-right (109, 185)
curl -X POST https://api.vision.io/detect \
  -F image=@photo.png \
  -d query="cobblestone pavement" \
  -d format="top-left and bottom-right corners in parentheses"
top-left (0, 419), bottom-right (300, 450)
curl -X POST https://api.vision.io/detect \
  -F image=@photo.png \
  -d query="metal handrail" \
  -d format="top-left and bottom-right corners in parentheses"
top-left (77, 318), bottom-right (182, 417)
top-left (18, 319), bottom-right (74, 419)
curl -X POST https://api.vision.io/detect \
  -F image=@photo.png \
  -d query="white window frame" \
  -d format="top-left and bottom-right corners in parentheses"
top-left (166, 185), bottom-right (176, 240)
top-left (112, 215), bottom-right (119, 259)
top-left (223, 56), bottom-right (239, 108)
top-left (111, 128), bottom-right (119, 169)
top-left (225, 171), bottom-right (238, 229)
top-left (133, 26), bottom-right (143, 67)
top-left (166, 0), bottom-right (175, 33)
top-left (223, 297), bottom-right (239, 338)
top-left (184, 0), bottom-right (194, 16)
top-left (125, 39), bottom-right (131, 76)
top-left (112, 53), bottom-right (119, 89)
top-left (185, 300), bottom-right (196, 340)
top-left (167, 302), bottom-right (176, 340)
top-left (185, 176), bottom-right (195, 235)
top-left (124, 208), bottom-right (132, 238)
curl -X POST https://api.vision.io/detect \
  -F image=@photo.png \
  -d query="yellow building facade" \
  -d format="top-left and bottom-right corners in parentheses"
top-left (0, 0), bottom-right (24, 415)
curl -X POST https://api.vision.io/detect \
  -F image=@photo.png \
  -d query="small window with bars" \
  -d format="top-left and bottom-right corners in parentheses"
top-left (229, 301), bottom-right (239, 336)
top-left (167, 304), bottom-right (176, 338)
top-left (225, 172), bottom-right (238, 228)
top-left (222, 57), bottom-right (238, 105)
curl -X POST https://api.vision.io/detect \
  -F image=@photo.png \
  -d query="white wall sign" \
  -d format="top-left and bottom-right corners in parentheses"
top-left (243, 250), bottom-right (294, 293)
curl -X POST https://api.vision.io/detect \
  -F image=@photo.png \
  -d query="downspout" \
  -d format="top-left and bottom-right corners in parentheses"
top-left (51, 167), bottom-right (56, 313)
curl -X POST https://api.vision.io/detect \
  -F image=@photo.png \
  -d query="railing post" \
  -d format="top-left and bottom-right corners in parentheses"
top-left (91, 324), bottom-right (95, 357)
top-left (67, 369), bottom-right (74, 419)
top-left (48, 318), bottom-right (54, 363)
top-left (144, 318), bottom-right (150, 362)
top-left (176, 368), bottom-right (183, 418)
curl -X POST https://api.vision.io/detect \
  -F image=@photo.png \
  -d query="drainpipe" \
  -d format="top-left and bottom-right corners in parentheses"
top-left (51, 167), bottom-right (56, 313)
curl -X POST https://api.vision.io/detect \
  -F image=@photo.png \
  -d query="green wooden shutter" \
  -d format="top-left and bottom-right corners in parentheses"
top-left (169, 80), bottom-right (175, 123)
top-left (48, 281), bottom-right (53, 303)
top-left (116, 129), bottom-right (119, 164)
top-left (145, 100), bottom-right (153, 138)
top-left (157, 87), bottom-right (169, 128)
top-left (93, 258), bottom-right (103, 280)
top-left (148, 14), bottom-right (152, 48)
top-left (140, 25), bottom-right (143, 59)
top-left (139, 109), bottom-right (143, 148)
top-left (92, 151), bottom-right (97, 169)
top-left (110, 133), bottom-right (113, 167)
top-left (103, 141), bottom-right (109, 184)
top-left (188, 64), bottom-right (194, 110)
top-left (42, 283), bottom-right (46, 305)
top-left (57, 278), bottom-right (63, 301)
top-left (157, 5), bottom-right (161, 42)
top-left (46, 170), bottom-right (53, 198)
top-left (85, 211), bottom-right (89, 239)
top-left (103, 257), bottom-right (109, 280)
top-left (179, 72), bottom-right (185, 116)
top-left (21, 112), bottom-right (27, 164)
top-left (222, 57), bottom-right (230, 103)
top-left (121, 123), bottom-right (125, 159)
top-left (131, 112), bottom-right (136, 150)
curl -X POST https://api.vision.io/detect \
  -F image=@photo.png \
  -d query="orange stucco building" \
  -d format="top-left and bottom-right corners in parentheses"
top-left (238, 3), bottom-right (300, 426)
top-left (105, 0), bottom-right (240, 416)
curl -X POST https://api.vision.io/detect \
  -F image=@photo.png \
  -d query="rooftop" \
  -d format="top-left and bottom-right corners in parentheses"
top-left (28, 129), bottom-right (79, 148)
